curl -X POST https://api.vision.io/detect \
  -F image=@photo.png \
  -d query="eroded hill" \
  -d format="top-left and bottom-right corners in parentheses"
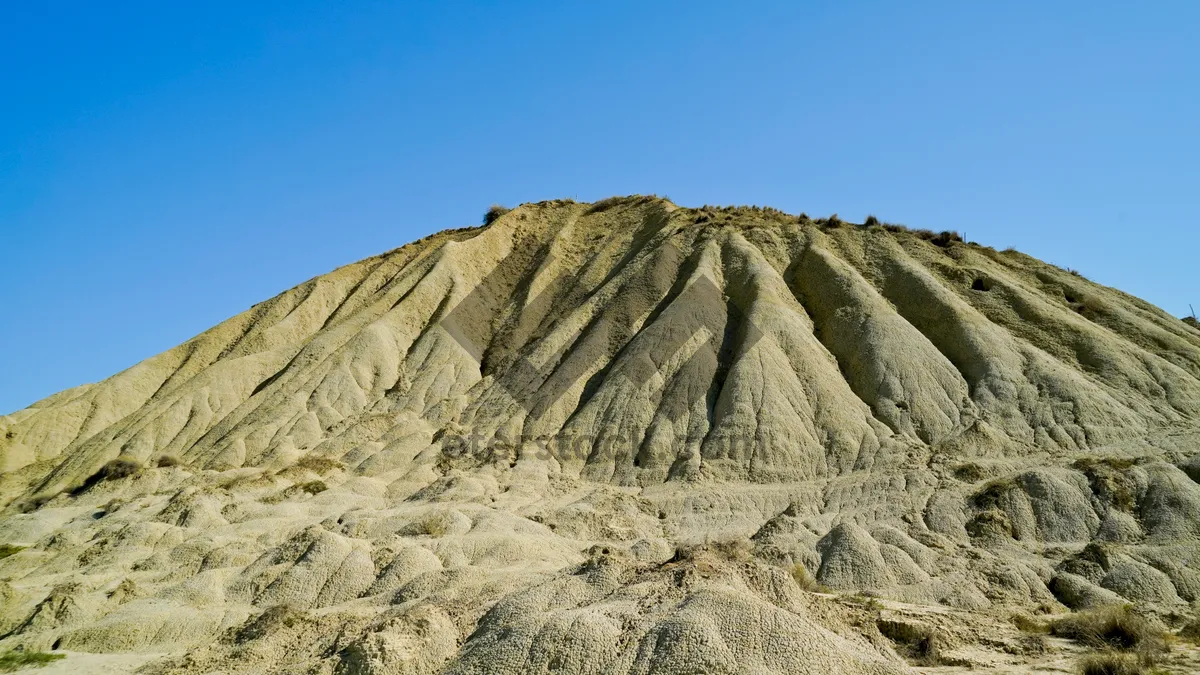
top-left (3, 196), bottom-right (1200, 673)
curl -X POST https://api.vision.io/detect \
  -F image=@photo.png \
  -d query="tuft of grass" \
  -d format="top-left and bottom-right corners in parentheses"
top-left (155, 454), bottom-right (182, 468)
top-left (17, 494), bottom-right (54, 513)
top-left (966, 509), bottom-right (1013, 539)
top-left (911, 229), bottom-right (963, 247)
top-left (71, 456), bottom-right (141, 495)
top-left (864, 215), bottom-right (880, 227)
top-left (1073, 458), bottom-right (1139, 512)
top-left (0, 650), bottom-right (65, 671)
top-left (1182, 316), bottom-right (1199, 329)
top-left (953, 462), bottom-right (988, 483)
top-left (1051, 606), bottom-right (1167, 665)
top-left (294, 455), bottom-right (344, 475)
top-left (972, 477), bottom-right (1017, 510)
top-left (790, 564), bottom-right (829, 592)
top-left (1068, 294), bottom-right (1108, 317)
top-left (1078, 652), bottom-right (1146, 675)
top-left (847, 592), bottom-right (884, 612)
top-left (1012, 612), bottom-right (1049, 634)
top-left (820, 214), bottom-right (846, 228)
top-left (235, 604), bottom-right (306, 643)
top-left (483, 204), bottom-right (510, 225)
top-left (585, 196), bottom-right (631, 214)
top-left (0, 544), bottom-right (26, 560)
top-left (293, 480), bottom-right (327, 496)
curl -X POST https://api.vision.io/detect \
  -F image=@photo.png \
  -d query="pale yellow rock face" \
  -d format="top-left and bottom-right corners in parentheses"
top-left (2, 197), bottom-right (1200, 673)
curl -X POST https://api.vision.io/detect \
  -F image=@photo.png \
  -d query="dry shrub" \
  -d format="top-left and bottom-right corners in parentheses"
top-left (586, 196), bottom-right (630, 214)
top-left (1070, 294), bottom-right (1108, 317)
top-left (966, 509), bottom-right (1013, 539)
top-left (972, 477), bottom-right (1017, 509)
top-left (295, 455), bottom-right (344, 475)
top-left (932, 230), bottom-right (963, 247)
top-left (1012, 612), bottom-right (1049, 634)
top-left (0, 544), bottom-right (25, 560)
top-left (72, 456), bottom-right (142, 495)
top-left (877, 618), bottom-right (942, 666)
top-left (790, 564), bottom-right (829, 592)
top-left (847, 592), bottom-right (884, 612)
top-left (1051, 606), bottom-right (1167, 665)
top-left (17, 494), bottom-right (54, 513)
top-left (1184, 316), bottom-right (1199, 329)
top-left (1073, 458), bottom-right (1139, 511)
top-left (0, 650), bottom-right (66, 670)
top-left (912, 229), bottom-right (962, 247)
top-left (155, 454), bottom-right (182, 468)
top-left (483, 204), bottom-right (510, 225)
top-left (670, 537), bottom-right (752, 563)
top-left (293, 480), bottom-right (327, 496)
top-left (1078, 652), bottom-right (1145, 675)
top-left (235, 605), bottom-right (306, 643)
top-left (953, 462), bottom-right (988, 483)
top-left (864, 215), bottom-right (880, 227)
top-left (820, 214), bottom-right (846, 228)
top-left (1021, 633), bottom-right (1049, 656)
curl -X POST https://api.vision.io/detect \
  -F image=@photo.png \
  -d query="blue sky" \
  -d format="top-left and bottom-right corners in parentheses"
top-left (2, 1), bottom-right (1198, 414)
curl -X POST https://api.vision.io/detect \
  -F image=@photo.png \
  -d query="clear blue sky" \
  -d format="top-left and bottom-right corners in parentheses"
top-left (2, 1), bottom-right (1198, 414)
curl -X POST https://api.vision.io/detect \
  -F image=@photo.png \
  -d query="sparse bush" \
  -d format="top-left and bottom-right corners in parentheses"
top-left (790, 564), bottom-right (829, 592)
top-left (1073, 459), bottom-right (1138, 511)
top-left (295, 455), bottom-right (344, 475)
top-left (931, 230), bottom-right (963, 247)
top-left (972, 477), bottom-right (1017, 509)
top-left (483, 204), bottom-right (510, 225)
top-left (877, 618), bottom-right (942, 666)
top-left (820, 214), bottom-right (845, 228)
top-left (586, 196), bottom-right (629, 214)
top-left (1051, 605), bottom-right (1167, 663)
top-left (71, 456), bottom-right (141, 495)
top-left (17, 494), bottom-right (54, 513)
top-left (419, 513), bottom-right (451, 536)
top-left (1012, 612), bottom-right (1049, 634)
top-left (0, 544), bottom-right (26, 560)
top-left (235, 604), bottom-right (306, 643)
top-left (1070, 294), bottom-right (1108, 317)
top-left (953, 462), bottom-right (988, 483)
top-left (1021, 633), bottom-right (1049, 655)
top-left (155, 454), bottom-right (182, 468)
top-left (1182, 316), bottom-right (1198, 329)
top-left (669, 537), bottom-right (752, 564)
top-left (0, 649), bottom-right (65, 671)
top-left (1078, 652), bottom-right (1145, 675)
top-left (864, 215), bottom-right (880, 227)
top-left (966, 509), bottom-right (1013, 539)
top-left (294, 480), bottom-right (327, 496)
top-left (847, 592), bottom-right (884, 612)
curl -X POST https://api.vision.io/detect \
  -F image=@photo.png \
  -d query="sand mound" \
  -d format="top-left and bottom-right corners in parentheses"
top-left (3, 196), bottom-right (1200, 672)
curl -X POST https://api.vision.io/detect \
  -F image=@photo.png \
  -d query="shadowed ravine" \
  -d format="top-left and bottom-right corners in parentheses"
top-left (3, 196), bottom-right (1200, 673)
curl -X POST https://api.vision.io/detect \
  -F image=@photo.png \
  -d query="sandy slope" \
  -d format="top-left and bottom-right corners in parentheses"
top-left (2, 196), bottom-right (1200, 673)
